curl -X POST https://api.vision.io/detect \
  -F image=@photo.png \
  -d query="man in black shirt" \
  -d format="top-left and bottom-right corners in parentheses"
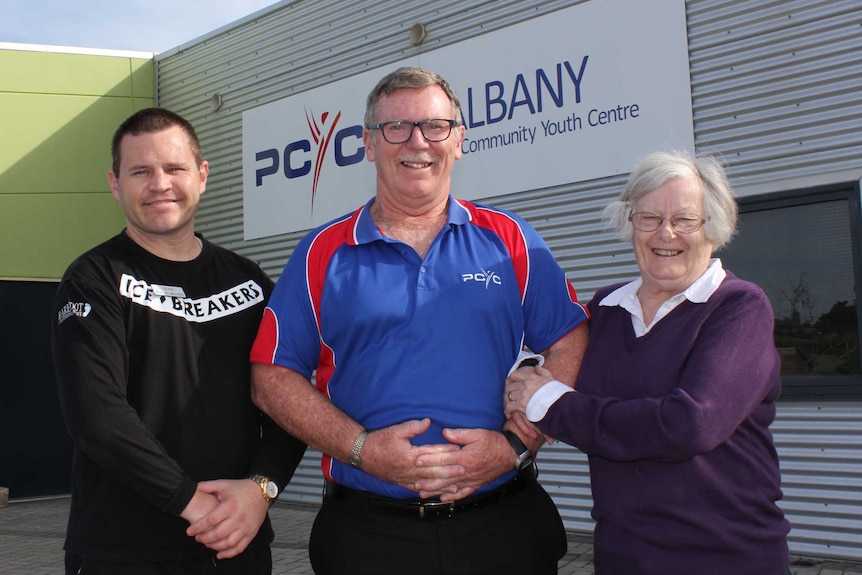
top-left (52, 108), bottom-right (305, 574)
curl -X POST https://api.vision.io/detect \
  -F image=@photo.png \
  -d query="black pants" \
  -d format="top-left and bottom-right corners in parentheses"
top-left (64, 547), bottom-right (272, 575)
top-left (309, 479), bottom-right (566, 575)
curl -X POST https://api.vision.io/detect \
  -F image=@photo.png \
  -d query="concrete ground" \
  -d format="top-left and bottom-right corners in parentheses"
top-left (2, 496), bottom-right (860, 574)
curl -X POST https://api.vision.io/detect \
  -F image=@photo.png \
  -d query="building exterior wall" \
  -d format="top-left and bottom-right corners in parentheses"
top-left (0, 44), bottom-right (153, 280)
top-left (153, 0), bottom-right (862, 560)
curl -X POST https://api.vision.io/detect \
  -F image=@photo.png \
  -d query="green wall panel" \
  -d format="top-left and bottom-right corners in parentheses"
top-left (0, 193), bottom-right (125, 279)
top-left (0, 93), bottom-right (150, 194)
top-left (0, 51), bottom-right (153, 97)
top-left (0, 47), bottom-right (153, 279)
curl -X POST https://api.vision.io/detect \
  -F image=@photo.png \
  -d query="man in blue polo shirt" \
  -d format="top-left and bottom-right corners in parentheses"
top-left (250, 67), bottom-right (589, 575)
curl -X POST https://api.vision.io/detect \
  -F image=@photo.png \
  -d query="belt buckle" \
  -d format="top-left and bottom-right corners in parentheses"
top-left (418, 500), bottom-right (455, 519)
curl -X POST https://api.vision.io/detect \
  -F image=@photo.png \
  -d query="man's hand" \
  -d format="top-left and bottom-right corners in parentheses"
top-left (180, 488), bottom-right (219, 525)
top-left (185, 479), bottom-right (269, 560)
top-left (412, 428), bottom-right (514, 502)
top-left (506, 411), bottom-right (549, 450)
top-left (361, 418), bottom-right (463, 492)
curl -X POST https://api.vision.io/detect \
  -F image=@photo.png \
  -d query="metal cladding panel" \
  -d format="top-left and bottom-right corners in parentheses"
top-left (278, 449), bottom-right (327, 505)
top-left (156, 0), bottom-right (862, 559)
top-left (772, 404), bottom-right (862, 560)
top-left (687, 0), bottom-right (862, 191)
top-left (489, 175), bottom-right (636, 303)
top-left (534, 443), bottom-right (594, 532)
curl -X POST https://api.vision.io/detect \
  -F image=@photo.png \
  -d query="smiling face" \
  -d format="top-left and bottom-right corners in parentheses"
top-left (363, 85), bottom-right (465, 212)
top-left (632, 175), bottom-right (715, 300)
top-left (108, 125), bottom-right (208, 246)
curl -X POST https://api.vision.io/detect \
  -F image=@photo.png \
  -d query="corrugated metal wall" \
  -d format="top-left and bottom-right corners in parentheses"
top-left (773, 404), bottom-right (862, 560)
top-left (686, 0), bottom-right (862, 192)
top-left (155, 0), bottom-right (862, 560)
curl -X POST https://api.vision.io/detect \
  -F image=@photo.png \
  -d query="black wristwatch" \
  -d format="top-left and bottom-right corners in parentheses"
top-left (503, 430), bottom-right (534, 471)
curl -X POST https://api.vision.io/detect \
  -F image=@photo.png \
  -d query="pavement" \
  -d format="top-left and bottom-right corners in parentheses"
top-left (2, 496), bottom-right (861, 574)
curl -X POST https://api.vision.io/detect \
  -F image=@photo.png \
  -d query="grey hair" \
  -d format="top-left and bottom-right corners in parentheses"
top-left (603, 150), bottom-right (738, 249)
top-left (364, 67), bottom-right (462, 127)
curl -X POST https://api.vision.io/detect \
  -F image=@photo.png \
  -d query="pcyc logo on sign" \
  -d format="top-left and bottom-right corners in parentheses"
top-left (253, 108), bottom-right (366, 210)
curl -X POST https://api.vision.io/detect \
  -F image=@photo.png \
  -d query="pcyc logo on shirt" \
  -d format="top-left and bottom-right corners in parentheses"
top-left (462, 269), bottom-right (502, 289)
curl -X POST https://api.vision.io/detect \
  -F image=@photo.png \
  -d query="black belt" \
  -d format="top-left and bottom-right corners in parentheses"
top-left (323, 466), bottom-right (537, 519)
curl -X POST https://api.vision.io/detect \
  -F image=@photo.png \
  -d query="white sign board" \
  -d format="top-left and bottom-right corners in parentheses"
top-left (242, 0), bottom-right (692, 240)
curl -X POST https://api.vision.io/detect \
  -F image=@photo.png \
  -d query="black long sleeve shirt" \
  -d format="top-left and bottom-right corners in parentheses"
top-left (52, 231), bottom-right (306, 562)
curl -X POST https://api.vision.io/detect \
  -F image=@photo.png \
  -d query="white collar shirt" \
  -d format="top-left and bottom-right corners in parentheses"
top-left (598, 258), bottom-right (727, 337)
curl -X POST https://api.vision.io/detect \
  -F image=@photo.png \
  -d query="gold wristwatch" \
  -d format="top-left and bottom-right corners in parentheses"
top-left (249, 474), bottom-right (279, 503)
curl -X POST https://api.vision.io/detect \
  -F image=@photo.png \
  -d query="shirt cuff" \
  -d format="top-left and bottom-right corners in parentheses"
top-left (507, 350), bottom-right (546, 376)
top-left (526, 380), bottom-right (575, 422)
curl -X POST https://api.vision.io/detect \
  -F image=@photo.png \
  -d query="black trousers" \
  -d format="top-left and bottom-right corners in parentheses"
top-left (64, 547), bottom-right (272, 575)
top-left (309, 479), bottom-right (567, 575)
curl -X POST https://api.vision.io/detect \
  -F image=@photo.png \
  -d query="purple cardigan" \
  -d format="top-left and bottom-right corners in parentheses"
top-left (538, 271), bottom-right (790, 574)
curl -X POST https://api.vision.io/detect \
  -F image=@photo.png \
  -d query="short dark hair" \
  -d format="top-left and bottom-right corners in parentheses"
top-left (111, 108), bottom-right (202, 175)
top-left (364, 67), bottom-right (462, 127)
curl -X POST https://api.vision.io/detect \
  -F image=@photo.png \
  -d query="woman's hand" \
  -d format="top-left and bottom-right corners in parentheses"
top-left (504, 366), bottom-right (556, 417)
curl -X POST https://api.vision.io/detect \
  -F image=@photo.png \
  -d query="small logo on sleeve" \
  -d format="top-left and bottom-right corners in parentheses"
top-left (58, 302), bottom-right (92, 325)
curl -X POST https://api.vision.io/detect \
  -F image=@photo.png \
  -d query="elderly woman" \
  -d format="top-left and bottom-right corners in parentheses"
top-left (505, 151), bottom-right (790, 575)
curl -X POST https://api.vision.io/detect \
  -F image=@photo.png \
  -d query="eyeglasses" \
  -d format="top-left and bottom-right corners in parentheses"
top-left (628, 211), bottom-right (709, 234)
top-left (366, 119), bottom-right (458, 144)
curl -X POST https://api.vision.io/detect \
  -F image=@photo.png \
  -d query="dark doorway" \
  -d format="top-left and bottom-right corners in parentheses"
top-left (0, 280), bottom-right (72, 498)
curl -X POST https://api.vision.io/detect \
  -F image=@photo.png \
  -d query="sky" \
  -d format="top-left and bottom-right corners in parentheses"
top-left (1, 0), bottom-right (282, 54)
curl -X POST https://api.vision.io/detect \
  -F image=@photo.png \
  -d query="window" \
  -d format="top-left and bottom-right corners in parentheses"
top-left (718, 184), bottom-right (862, 400)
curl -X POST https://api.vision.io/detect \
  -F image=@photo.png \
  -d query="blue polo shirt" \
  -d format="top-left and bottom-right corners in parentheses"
top-left (251, 196), bottom-right (589, 498)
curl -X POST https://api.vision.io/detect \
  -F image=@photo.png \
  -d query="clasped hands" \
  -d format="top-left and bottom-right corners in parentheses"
top-left (365, 377), bottom-right (552, 503)
top-left (358, 417), bottom-right (507, 502)
top-left (182, 478), bottom-right (269, 560)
